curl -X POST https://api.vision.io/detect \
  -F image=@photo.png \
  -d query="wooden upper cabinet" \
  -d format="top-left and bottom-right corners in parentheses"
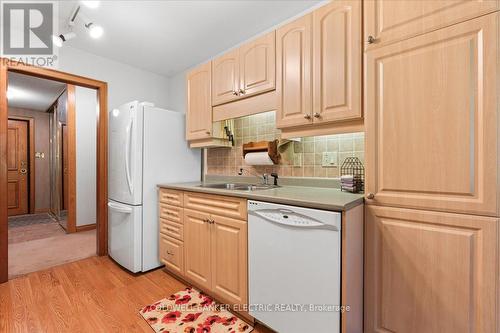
top-left (211, 215), bottom-right (248, 306)
top-left (364, 0), bottom-right (499, 49)
top-left (239, 31), bottom-right (276, 98)
top-left (212, 49), bottom-right (240, 106)
top-left (365, 206), bottom-right (497, 333)
top-left (312, 0), bottom-right (362, 124)
top-left (276, 14), bottom-right (313, 129)
top-left (183, 209), bottom-right (212, 290)
top-left (365, 13), bottom-right (499, 216)
top-left (186, 62), bottom-right (212, 140)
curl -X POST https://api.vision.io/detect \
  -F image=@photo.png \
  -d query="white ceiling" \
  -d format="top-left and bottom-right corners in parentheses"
top-left (58, 0), bottom-right (323, 77)
top-left (7, 72), bottom-right (66, 112)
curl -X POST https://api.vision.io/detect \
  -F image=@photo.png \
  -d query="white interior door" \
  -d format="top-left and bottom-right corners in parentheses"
top-left (108, 101), bottom-right (143, 205)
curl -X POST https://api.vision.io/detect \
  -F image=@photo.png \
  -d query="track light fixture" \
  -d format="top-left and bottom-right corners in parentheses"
top-left (55, 3), bottom-right (103, 47)
top-left (52, 32), bottom-right (77, 47)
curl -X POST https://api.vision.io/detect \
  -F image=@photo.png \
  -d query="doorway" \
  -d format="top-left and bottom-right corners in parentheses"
top-left (0, 60), bottom-right (109, 283)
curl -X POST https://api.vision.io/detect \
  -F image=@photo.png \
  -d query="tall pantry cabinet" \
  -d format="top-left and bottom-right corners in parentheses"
top-left (363, 1), bottom-right (500, 332)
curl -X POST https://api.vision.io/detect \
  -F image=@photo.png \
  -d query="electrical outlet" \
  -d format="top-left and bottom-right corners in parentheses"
top-left (322, 152), bottom-right (338, 167)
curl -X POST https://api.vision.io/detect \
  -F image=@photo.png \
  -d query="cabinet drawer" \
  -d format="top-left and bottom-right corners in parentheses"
top-left (159, 234), bottom-right (184, 275)
top-left (160, 218), bottom-right (184, 241)
top-left (159, 188), bottom-right (183, 206)
top-left (159, 204), bottom-right (183, 224)
top-left (183, 191), bottom-right (247, 220)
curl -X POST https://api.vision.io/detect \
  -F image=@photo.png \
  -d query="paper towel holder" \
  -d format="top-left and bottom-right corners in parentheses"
top-left (242, 140), bottom-right (280, 164)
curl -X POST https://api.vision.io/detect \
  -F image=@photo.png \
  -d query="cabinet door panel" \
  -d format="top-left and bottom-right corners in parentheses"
top-left (183, 209), bottom-right (212, 290)
top-left (186, 62), bottom-right (212, 140)
top-left (239, 31), bottom-right (276, 98)
top-left (276, 14), bottom-right (313, 129)
top-left (211, 215), bottom-right (247, 306)
top-left (212, 49), bottom-right (240, 106)
top-left (365, 13), bottom-right (498, 215)
top-left (365, 206), bottom-right (497, 333)
top-left (312, 0), bottom-right (362, 123)
top-left (159, 234), bottom-right (184, 275)
top-left (364, 0), bottom-right (499, 49)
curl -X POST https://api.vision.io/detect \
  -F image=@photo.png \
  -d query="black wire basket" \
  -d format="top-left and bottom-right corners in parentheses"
top-left (340, 157), bottom-right (364, 193)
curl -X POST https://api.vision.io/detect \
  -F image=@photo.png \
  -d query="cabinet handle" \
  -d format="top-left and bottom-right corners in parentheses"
top-left (205, 131), bottom-right (211, 135)
top-left (232, 90), bottom-right (238, 96)
top-left (166, 251), bottom-right (174, 255)
top-left (313, 112), bottom-right (321, 118)
top-left (367, 36), bottom-right (376, 44)
top-left (239, 88), bottom-right (246, 95)
top-left (209, 219), bottom-right (215, 224)
top-left (366, 193), bottom-right (375, 199)
top-left (303, 114), bottom-right (311, 119)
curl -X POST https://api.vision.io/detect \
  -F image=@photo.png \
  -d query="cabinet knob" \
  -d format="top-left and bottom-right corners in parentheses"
top-left (303, 114), bottom-right (311, 119)
top-left (239, 88), bottom-right (246, 95)
top-left (366, 193), bottom-right (375, 199)
top-left (367, 36), bottom-right (376, 44)
top-left (232, 90), bottom-right (238, 96)
top-left (313, 112), bottom-right (321, 118)
top-left (205, 131), bottom-right (211, 135)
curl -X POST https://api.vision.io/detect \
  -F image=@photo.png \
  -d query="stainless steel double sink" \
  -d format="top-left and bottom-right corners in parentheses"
top-left (198, 183), bottom-right (279, 191)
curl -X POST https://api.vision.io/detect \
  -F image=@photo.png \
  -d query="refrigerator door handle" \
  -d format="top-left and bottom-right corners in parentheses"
top-left (125, 118), bottom-right (134, 195)
top-left (108, 201), bottom-right (133, 214)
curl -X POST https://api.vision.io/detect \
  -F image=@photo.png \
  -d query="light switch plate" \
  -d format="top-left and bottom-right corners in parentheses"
top-left (322, 152), bottom-right (338, 167)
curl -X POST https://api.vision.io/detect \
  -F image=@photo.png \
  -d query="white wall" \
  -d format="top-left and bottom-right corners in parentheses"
top-left (58, 46), bottom-right (170, 110)
top-left (75, 86), bottom-right (97, 226)
top-left (167, 71), bottom-right (186, 113)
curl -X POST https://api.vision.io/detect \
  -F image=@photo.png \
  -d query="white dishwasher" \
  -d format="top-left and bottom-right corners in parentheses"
top-left (248, 200), bottom-right (342, 333)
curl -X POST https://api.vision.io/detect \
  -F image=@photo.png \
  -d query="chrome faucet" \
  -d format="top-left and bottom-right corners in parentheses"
top-left (238, 168), bottom-right (269, 185)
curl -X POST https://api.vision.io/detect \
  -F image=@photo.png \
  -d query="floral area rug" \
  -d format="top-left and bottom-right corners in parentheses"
top-left (140, 287), bottom-right (254, 333)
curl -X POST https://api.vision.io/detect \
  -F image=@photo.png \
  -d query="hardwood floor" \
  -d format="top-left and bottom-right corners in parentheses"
top-left (0, 256), bottom-right (274, 332)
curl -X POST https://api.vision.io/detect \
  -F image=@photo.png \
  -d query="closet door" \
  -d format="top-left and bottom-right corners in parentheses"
top-left (365, 13), bottom-right (499, 216)
top-left (239, 31), bottom-right (276, 98)
top-left (312, 0), bottom-right (362, 124)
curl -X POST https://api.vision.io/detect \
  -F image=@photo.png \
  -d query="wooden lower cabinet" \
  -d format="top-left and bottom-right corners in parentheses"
top-left (159, 234), bottom-right (184, 276)
top-left (364, 205), bottom-right (498, 333)
top-left (211, 214), bottom-right (247, 306)
top-left (184, 209), bottom-right (212, 290)
top-left (160, 190), bottom-right (249, 310)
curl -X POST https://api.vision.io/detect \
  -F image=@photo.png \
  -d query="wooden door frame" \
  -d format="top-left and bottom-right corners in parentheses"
top-left (0, 58), bottom-right (109, 283)
top-left (7, 116), bottom-right (35, 214)
top-left (65, 85), bottom-right (77, 233)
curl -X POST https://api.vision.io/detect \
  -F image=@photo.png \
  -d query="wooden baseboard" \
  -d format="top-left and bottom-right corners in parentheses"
top-left (76, 223), bottom-right (96, 232)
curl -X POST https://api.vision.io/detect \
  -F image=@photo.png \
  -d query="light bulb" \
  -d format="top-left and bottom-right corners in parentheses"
top-left (52, 35), bottom-right (63, 47)
top-left (82, 1), bottom-right (100, 9)
top-left (88, 24), bottom-right (103, 39)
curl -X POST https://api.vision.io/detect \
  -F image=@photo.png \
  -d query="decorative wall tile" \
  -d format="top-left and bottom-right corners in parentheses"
top-left (206, 111), bottom-right (365, 178)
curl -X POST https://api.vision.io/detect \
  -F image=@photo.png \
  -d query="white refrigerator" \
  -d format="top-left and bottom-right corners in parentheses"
top-left (108, 101), bottom-right (200, 272)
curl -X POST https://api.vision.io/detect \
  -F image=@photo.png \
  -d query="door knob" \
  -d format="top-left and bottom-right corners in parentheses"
top-left (20, 168), bottom-right (27, 175)
top-left (366, 193), bottom-right (375, 199)
top-left (313, 113), bottom-right (321, 118)
top-left (367, 36), bottom-right (376, 44)
top-left (303, 114), bottom-right (311, 119)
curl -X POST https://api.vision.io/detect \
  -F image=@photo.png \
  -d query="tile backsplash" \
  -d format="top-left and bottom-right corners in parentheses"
top-left (206, 111), bottom-right (364, 178)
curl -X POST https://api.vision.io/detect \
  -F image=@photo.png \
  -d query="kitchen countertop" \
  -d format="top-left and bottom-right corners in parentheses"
top-left (157, 182), bottom-right (364, 211)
